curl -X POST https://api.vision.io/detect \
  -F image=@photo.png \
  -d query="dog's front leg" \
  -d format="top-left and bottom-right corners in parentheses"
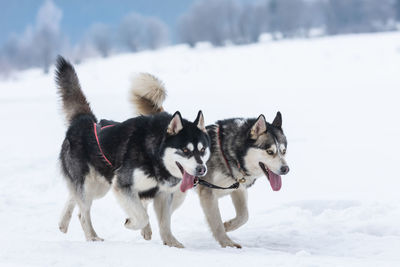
top-left (198, 187), bottom-right (242, 248)
top-left (224, 188), bottom-right (249, 232)
top-left (140, 200), bottom-right (152, 240)
top-left (153, 192), bottom-right (184, 248)
top-left (113, 185), bottom-right (149, 230)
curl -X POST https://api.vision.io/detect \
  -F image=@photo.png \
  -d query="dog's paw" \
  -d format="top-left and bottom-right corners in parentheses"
top-left (88, 236), bottom-right (104, 242)
top-left (141, 224), bottom-right (152, 240)
top-left (224, 220), bottom-right (234, 232)
top-left (163, 238), bottom-right (184, 248)
top-left (125, 217), bottom-right (148, 230)
top-left (58, 224), bottom-right (68, 233)
top-left (219, 239), bottom-right (242, 249)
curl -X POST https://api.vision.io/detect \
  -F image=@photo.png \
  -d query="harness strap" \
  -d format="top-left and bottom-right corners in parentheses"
top-left (216, 125), bottom-right (247, 181)
top-left (93, 123), bottom-right (114, 167)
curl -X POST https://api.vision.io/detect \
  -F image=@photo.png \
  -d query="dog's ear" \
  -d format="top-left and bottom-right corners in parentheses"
top-left (167, 111), bottom-right (183, 135)
top-left (250, 114), bottom-right (267, 139)
top-left (194, 110), bottom-right (206, 133)
top-left (272, 111), bottom-right (282, 128)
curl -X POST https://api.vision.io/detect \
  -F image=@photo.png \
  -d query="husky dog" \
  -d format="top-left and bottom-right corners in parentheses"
top-left (130, 78), bottom-right (289, 248)
top-left (56, 57), bottom-right (210, 247)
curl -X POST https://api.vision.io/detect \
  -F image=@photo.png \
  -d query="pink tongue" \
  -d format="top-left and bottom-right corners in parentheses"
top-left (180, 170), bottom-right (195, 192)
top-left (267, 169), bottom-right (282, 191)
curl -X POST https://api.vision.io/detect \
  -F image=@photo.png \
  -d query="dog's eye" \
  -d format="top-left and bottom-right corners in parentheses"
top-left (200, 147), bottom-right (206, 153)
top-left (182, 148), bottom-right (190, 154)
top-left (282, 149), bottom-right (286, 155)
top-left (266, 149), bottom-right (274, 155)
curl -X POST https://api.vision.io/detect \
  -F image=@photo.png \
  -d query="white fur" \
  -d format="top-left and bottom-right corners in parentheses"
top-left (131, 73), bottom-right (166, 113)
top-left (112, 181), bottom-right (149, 230)
top-left (153, 191), bottom-right (187, 248)
top-left (59, 165), bottom-right (111, 241)
top-left (83, 165), bottom-right (111, 199)
top-left (201, 147), bottom-right (211, 163)
top-left (187, 143), bottom-right (194, 151)
top-left (234, 119), bottom-right (245, 127)
top-left (197, 142), bottom-right (204, 151)
top-left (133, 169), bottom-right (158, 191)
top-left (269, 144), bottom-right (277, 154)
top-left (280, 144), bottom-right (286, 154)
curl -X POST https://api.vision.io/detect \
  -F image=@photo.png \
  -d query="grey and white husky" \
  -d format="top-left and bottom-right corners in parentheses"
top-left (55, 57), bottom-right (210, 247)
top-left (130, 75), bottom-right (290, 248)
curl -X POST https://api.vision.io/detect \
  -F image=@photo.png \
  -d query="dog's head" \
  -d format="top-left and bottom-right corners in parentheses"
top-left (243, 112), bottom-right (289, 191)
top-left (161, 110), bottom-right (211, 192)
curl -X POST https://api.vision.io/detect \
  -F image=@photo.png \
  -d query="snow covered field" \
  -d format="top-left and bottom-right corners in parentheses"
top-left (1, 32), bottom-right (400, 267)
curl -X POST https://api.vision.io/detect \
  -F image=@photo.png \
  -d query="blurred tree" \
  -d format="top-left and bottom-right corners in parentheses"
top-left (87, 23), bottom-right (113, 57)
top-left (119, 13), bottom-right (147, 52)
top-left (145, 17), bottom-right (169, 49)
top-left (34, 0), bottom-right (63, 73)
top-left (325, 0), bottom-right (394, 35)
top-left (178, 0), bottom-right (241, 46)
top-left (396, 0), bottom-right (400, 21)
top-left (118, 13), bottom-right (169, 52)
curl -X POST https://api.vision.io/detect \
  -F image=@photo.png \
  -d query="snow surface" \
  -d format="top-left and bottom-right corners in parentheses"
top-left (1, 32), bottom-right (400, 267)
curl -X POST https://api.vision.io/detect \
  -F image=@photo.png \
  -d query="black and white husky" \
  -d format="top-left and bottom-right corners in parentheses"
top-left (55, 57), bottom-right (210, 247)
top-left (130, 76), bottom-right (290, 248)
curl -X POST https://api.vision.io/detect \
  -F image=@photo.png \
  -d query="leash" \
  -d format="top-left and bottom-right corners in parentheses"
top-left (194, 125), bottom-right (247, 190)
top-left (93, 123), bottom-right (114, 167)
top-left (195, 178), bottom-right (239, 190)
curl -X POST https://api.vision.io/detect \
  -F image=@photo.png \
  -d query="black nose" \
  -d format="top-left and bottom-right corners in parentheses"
top-left (196, 165), bottom-right (207, 176)
top-left (280, 166), bottom-right (289, 175)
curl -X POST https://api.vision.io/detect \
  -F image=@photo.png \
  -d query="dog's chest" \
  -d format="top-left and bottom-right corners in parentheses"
top-left (159, 177), bottom-right (181, 193)
top-left (132, 169), bottom-right (158, 191)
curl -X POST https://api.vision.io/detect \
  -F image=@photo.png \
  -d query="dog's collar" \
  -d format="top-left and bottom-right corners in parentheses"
top-left (93, 123), bottom-right (114, 167)
top-left (216, 125), bottom-right (247, 184)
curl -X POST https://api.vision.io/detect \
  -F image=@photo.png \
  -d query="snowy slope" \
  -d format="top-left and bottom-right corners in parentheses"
top-left (1, 32), bottom-right (400, 267)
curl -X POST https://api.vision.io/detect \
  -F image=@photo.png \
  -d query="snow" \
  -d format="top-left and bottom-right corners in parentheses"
top-left (1, 32), bottom-right (400, 266)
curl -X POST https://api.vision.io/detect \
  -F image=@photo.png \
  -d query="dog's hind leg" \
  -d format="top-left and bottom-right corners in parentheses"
top-left (198, 187), bottom-right (242, 248)
top-left (140, 200), bottom-right (152, 240)
top-left (224, 189), bottom-right (249, 232)
top-left (75, 196), bottom-right (103, 241)
top-left (58, 196), bottom-right (76, 233)
top-left (154, 191), bottom-right (184, 248)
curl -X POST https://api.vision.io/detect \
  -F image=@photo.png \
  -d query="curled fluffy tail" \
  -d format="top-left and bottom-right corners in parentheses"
top-left (55, 56), bottom-right (95, 125)
top-left (130, 73), bottom-right (166, 115)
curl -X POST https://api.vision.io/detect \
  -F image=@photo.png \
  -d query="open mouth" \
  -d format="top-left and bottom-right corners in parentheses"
top-left (259, 162), bottom-right (282, 191)
top-left (176, 162), bottom-right (198, 193)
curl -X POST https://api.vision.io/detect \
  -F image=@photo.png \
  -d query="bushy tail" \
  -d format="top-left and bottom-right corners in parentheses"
top-left (130, 73), bottom-right (166, 115)
top-left (55, 56), bottom-right (95, 125)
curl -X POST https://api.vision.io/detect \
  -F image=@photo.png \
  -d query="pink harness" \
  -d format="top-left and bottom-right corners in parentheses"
top-left (93, 123), bottom-right (114, 167)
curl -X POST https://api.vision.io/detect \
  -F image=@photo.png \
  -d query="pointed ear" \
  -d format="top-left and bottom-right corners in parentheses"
top-left (194, 110), bottom-right (206, 133)
top-left (250, 114), bottom-right (267, 139)
top-left (272, 111), bottom-right (282, 128)
top-left (167, 111), bottom-right (183, 135)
